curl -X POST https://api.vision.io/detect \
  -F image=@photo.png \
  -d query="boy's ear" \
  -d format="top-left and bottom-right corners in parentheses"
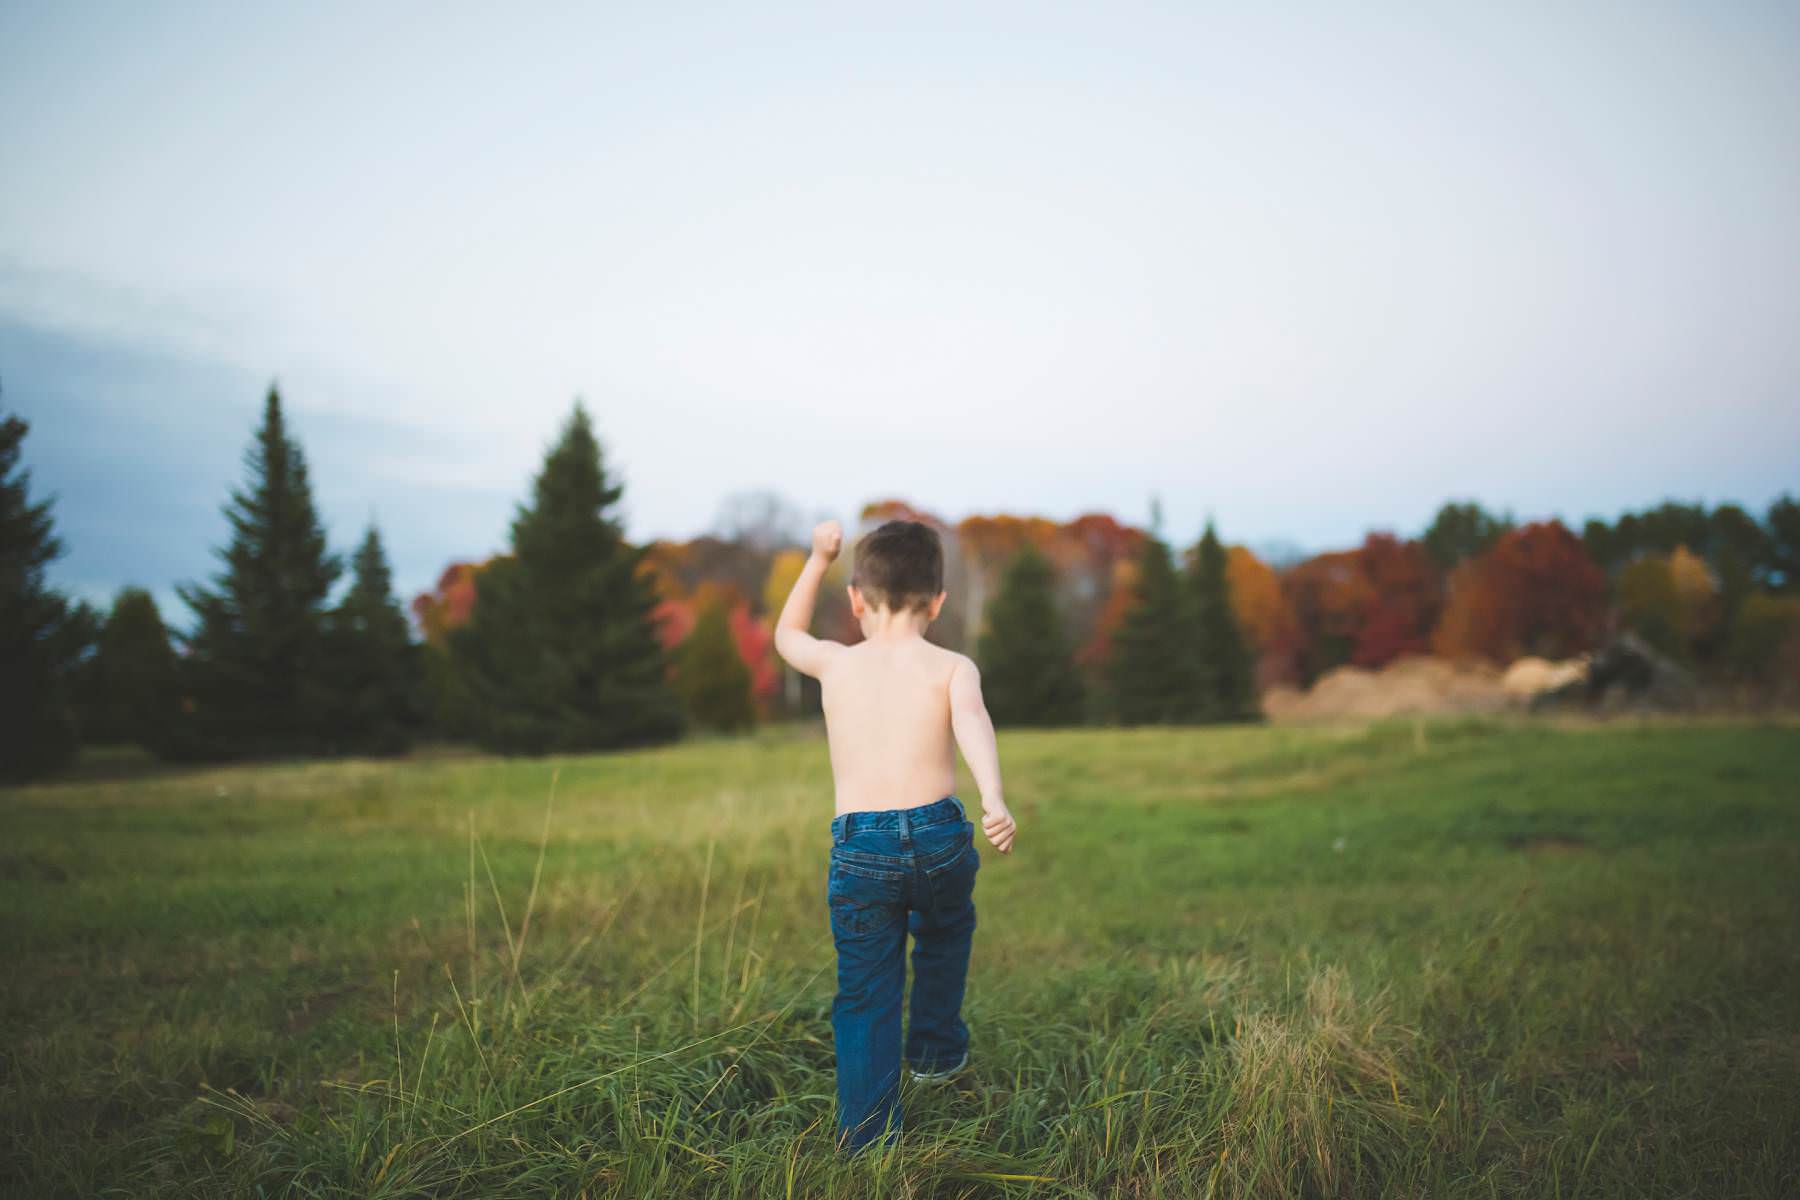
top-left (927, 590), bottom-right (947, 621)
top-left (846, 584), bottom-right (866, 620)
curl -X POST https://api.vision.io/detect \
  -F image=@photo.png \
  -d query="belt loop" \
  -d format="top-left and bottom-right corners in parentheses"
top-left (897, 808), bottom-right (912, 847)
top-left (833, 815), bottom-right (847, 845)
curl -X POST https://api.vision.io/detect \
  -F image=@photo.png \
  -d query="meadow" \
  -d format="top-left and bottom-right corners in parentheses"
top-left (3, 717), bottom-right (1798, 1198)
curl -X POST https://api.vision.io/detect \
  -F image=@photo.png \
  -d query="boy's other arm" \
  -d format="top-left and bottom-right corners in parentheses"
top-left (773, 521), bottom-right (844, 679)
top-left (949, 656), bottom-right (1016, 854)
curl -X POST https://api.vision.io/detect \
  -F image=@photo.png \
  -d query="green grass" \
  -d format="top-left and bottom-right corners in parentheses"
top-left (3, 717), bottom-right (1798, 1198)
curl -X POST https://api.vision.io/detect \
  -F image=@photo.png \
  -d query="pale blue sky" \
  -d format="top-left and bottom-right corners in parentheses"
top-left (3, 2), bottom-right (1797, 616)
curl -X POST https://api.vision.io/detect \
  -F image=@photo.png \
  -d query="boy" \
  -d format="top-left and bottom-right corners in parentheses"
top-left (774, 518), bottom-right (1017, 1154)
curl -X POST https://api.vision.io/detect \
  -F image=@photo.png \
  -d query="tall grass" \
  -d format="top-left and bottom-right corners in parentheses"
top-left (3, 717), bottom-right (1798, 1196)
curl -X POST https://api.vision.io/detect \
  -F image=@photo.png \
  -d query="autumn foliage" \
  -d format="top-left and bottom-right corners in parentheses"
top-left (1350, 534), bottom-right (1443, 668)
top-left (404, 486), bottom-right (1797, 737)
top-left (1224, 546), bottom-right (1302, 689)
top-left (411, 559), bottom-right (496, 647)
top-left (1433, 521), bottom-right (1606, 663)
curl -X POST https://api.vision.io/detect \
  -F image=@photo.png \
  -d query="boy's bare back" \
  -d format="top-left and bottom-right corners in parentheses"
top-left (818, 636), bottom-right (962, 814)
top-left (773, 519), bottom-right (1017, 854)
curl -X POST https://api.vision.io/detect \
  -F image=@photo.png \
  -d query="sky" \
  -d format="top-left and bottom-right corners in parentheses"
top-left (3, 1), bottom-right (1797, 618)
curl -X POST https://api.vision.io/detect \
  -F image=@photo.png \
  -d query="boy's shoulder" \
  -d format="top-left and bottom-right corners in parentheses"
top-left (859, 636), bottom-right (968, 679)
top-left (913, 639), bottom-right (971, 668)
top-left (925, 642), bottom-right (976, 684)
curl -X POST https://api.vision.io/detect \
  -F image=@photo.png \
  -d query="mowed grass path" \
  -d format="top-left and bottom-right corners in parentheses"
top-left (3, 719), bottom-right (1798, 1197)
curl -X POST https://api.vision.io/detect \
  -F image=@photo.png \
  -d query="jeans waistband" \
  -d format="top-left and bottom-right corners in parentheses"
top-left (831, 795), bottom-right (965, 845)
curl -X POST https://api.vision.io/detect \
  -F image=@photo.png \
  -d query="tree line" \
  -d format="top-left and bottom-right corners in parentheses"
top-left (2, 390), bottom-right (681, 781)
top-left (4, 386), bottom-right (1797, 783)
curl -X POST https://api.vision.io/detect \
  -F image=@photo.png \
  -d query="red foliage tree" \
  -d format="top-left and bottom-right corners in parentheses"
top-left (729, 602), bottom-right (779, 701)
top-left (1434, 521), bottom-right (1606, 663)
top-left (412, 558), bottom-right (503, 647)
top-left (652, 583), bottom-right (779, 706)
top-left (1281, 549), bottom-right (1375, 682)
top-left (1350, 533), bottom-right (1443, 667)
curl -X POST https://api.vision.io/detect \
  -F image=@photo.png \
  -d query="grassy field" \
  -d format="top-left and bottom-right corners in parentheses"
top-left (3, 717), bottom-right (1798, 1198)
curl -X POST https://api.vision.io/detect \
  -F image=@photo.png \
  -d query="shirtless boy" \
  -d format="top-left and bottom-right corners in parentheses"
top-left (773, 518), bottom-right (1018, 1153)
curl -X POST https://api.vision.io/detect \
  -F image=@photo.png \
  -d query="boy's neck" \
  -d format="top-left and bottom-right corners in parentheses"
top-left (859, 608), bottom-right (932, 642)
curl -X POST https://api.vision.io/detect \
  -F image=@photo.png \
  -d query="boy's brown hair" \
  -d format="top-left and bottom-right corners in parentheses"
top-left (851, 520), bottom-right (944, 614)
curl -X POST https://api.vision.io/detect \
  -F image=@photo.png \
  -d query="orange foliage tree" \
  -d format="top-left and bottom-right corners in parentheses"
top-left (1225, 545), bottom-right (1303, 689)
top-left (1433, 521), bottom-right (1606, 663)
top-left (1078, 558), bottom-right (1139, 669)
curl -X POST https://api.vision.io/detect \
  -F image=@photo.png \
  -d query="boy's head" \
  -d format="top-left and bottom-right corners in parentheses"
top-left (849, 520), bottom-right (946, 621)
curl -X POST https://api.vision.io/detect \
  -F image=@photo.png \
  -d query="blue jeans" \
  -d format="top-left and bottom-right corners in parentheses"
top-left (827, 794), bottom-right (980, 1153)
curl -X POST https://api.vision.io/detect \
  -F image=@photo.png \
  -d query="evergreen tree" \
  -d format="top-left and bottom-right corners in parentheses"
top-left (1186, 521), bottom-right (1258, 721)
top-left (323, 525), bottom-right (421, 754)
top-left (1768, 494), bottom-right (1800, 594)
top-left (1423, 501), bottom-right (1512, 568)
top-left (82, 587), bottom-right (180, 751)
top-left (1106, 535), bottom-right (1204, 724)
top-left (450, 402), bottom-right (682, 753)
top-left (0, 411), bottom-right (94, 780)
top-left (674, 594), bottom-right (755, 732)
top-left (176, 387), bottom-right (341, 759)
top-left (976, 545), bottom-right (1086, 726)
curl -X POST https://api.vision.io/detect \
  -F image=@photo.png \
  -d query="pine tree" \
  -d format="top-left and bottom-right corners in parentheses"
top-left (0, 411), bottom-right (94, 780)
top-left (81, 587), bottom-right (181, 751)
top-left (323, 525), bottom-right (421, 754)
top-left (176, 387), bottom-right (341, 759)
top-left (976, 545), bottom-right (1086, 726)
top-left (1106, 535), bottom-right (1205, 724)
top-left (450, 402), bottom-right (682, 753)
top-left (674, 594), bottom-right (755, 732)
top-left (1186, 521), bottom-right (1259, 721)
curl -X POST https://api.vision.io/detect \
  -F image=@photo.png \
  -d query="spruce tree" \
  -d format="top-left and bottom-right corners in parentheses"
top-left (1186, 521), bottom-right (1259, 721)
top-left (82, 587), bottom-right (181, 751)
top-left (450, 402), bottom-right (682, 753)
top-left (976, 544), bottom-right (1086, 726)
top-left (177, 387), bottom-right (341, 759)
top-left (1106, 535), bottom-right (1205, 724)
top-left (323, 525), bottom-right (421, 754)
top-left (0, 411), bottom-right (93, 780)
top-left (674, 594), bottom-right (755, 732)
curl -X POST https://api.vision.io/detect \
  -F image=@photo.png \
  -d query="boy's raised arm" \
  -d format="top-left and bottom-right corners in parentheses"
top-left (949, 657), bottom-right (1016, 854)
top-left (774, 521), bottom-right (845, 679)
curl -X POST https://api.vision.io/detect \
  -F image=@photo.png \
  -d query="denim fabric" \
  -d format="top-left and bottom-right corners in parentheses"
top-left (827, 794), bottom-right (980, 1153)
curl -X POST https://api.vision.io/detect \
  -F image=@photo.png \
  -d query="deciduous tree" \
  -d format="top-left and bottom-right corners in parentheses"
top-left (1434, 521), bottom-right (1605, 663)
top-left (674, 589), bottom-right (755, 732)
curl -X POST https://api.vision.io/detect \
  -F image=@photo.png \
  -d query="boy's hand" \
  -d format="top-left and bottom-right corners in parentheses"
top-left (981, 803), bottom-right (1016, 854)
top-left (811, 520), bottom-right (843, 562)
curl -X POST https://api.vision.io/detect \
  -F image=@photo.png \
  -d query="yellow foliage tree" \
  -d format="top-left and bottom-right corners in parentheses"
top-left (1617, 545), bottom-right (1718, 660)
top-left (1667, 545), bottom-right (1720, 645)
top-left (762, 549), bottom-right (808, 629)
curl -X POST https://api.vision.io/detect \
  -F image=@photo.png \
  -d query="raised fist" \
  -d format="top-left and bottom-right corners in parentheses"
top-left (812, 520), bottom-right (843, 562)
